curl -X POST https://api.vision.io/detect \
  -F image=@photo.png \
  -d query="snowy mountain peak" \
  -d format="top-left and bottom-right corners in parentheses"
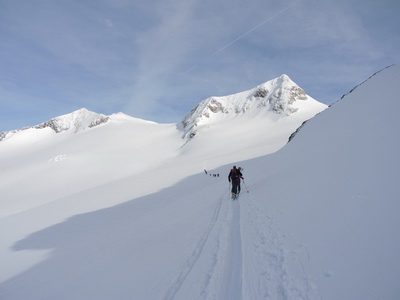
top-left (180, 75), bottom-right (326, 139)
top-left (252, 74), bottom-right (308, 111)
top-left (42, 108), bottom-right (110, 133)
top-left (0, 108), bottom-right (109, 141)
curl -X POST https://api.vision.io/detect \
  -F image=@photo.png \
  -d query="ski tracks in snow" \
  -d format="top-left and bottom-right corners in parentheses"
top-left (161, 190), bottom-right (243, 300)
top-left (161, 189), bottom-right (322, 300)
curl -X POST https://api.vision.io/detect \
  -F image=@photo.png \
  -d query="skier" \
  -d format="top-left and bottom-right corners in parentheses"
top-left (228, 166), bottom-right (243, 198)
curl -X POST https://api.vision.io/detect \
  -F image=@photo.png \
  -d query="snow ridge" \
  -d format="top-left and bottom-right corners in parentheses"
top-left (180, 74), bottom-right (323, 139)
top-left (289, 64), bottom-right (395, 143)
top-left (0, 108), bottom-right (109, 141)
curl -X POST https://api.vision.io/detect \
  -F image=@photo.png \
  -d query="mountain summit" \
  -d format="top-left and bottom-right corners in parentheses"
top-left (180, 74), bottom-right (326, 139)
top-left (35, 108), bottom-right (110, 133)
top-left (0, 108), bottom-right (109, 141)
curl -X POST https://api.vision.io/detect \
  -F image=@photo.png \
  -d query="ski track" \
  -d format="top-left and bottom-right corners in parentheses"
top-left (161, 187), bottom-right (324, 300)
top-left (161, 189), bottom-right (244, 300)
top-left (224, 197), bottom-right (243, 300)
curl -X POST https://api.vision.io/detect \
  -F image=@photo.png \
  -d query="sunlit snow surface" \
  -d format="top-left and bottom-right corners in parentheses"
top-left (1, 68), bottom-right (399, 299)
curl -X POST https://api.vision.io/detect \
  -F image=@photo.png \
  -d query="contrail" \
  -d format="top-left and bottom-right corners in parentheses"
top-left (180, 0), bottom-right (302, 76)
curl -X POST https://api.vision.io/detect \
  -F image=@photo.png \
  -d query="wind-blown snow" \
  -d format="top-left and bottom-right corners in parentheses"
top-left (0, 68), bottom-right (399, 300)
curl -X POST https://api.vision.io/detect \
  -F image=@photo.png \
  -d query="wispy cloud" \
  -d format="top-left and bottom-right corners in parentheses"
top-left (0, 0), bottom-right (399, 130)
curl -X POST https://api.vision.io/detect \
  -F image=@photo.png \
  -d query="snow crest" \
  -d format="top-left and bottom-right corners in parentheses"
top-left (0, 108), bottom-right (109, 141)
top-left (180, 75), bottom-right (324, 139)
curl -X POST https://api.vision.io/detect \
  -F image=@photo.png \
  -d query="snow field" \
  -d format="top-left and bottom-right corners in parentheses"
top-left (1, 66), bottom-right (400, 299)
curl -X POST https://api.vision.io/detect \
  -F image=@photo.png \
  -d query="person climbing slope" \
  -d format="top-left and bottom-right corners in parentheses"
top-left (228, 166), bottom-right (243, 199)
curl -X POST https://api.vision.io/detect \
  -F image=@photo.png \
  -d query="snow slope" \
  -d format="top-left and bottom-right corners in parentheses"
top-left (1, 67), bottom-right (399, 299)
top-left (0, 112), bottom-right (183, 218)
top-left (238, 65), bottom-right (400, 299)
top-left (0, 75), bottom-right (326, 219)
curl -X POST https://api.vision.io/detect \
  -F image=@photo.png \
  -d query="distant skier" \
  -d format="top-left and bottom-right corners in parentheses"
top-left (228, 166), bottom-right (243, 198)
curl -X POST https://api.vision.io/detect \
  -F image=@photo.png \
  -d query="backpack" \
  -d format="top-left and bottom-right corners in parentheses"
top-left (230, 169), bottom-right (238, 179)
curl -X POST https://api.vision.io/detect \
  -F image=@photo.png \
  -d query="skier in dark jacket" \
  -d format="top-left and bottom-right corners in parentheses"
top-left (228, 166), bottom-right (243, 197)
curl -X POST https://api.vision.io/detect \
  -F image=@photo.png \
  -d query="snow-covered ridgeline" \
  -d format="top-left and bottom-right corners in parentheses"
top-left (0, 108), bottom-right (109, 141)
top-left (180, 74), bottom-right (326, 138)
top-left (0, 75), bottom-right (326, 145)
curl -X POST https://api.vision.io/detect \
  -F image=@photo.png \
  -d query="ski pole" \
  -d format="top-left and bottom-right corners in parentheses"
top-left (242, 179), bottom-right (249, 193)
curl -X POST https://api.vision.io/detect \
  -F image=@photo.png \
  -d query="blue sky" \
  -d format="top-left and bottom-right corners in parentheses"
top-left (0, 0), bottom-right (399, 131)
